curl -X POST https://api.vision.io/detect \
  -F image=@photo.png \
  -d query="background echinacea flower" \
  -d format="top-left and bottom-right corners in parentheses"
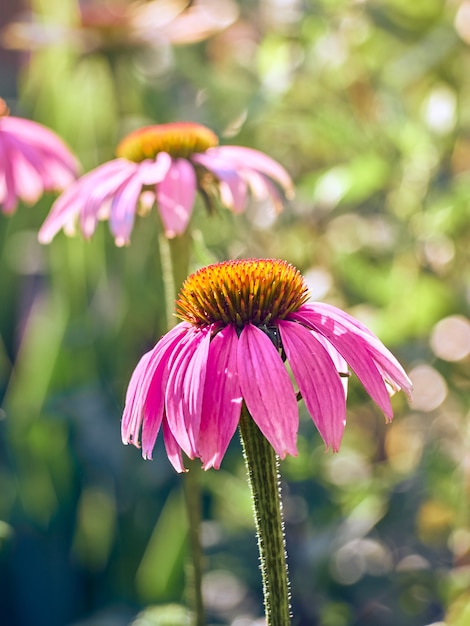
top-left (0, 98), bottom-right (79, 214)
top-left (122, 258), bottom-right (412, 472)
top-left (2, 0), bottom-right (239, 54)
top-left (38, 122), bottom-right (294, 246)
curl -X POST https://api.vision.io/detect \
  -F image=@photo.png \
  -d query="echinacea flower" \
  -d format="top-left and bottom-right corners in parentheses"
top-left (3, 0), bottom-right (238, 54)
top-left (0, 98), bottom-right (79, 214)
top-left (122, 258), bottom-right (412, 472)
top-left (38, 122), bottom-right (293, 246)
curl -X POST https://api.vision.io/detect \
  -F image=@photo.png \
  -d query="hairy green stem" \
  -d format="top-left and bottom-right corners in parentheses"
top-left (183, 459), bottom-right (205, 626)
top-left (159, 232), bottom-right (205, 626)
top-left (239, 405), bottom-right (291, 626)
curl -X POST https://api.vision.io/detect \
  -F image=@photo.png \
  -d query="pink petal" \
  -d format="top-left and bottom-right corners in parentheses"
top-left (192, 152), bottom-right (248, 213)
top-left (2, 116), bottom-right (79, 174)
top-left (34, 155), bottom-right (77, 190)
top-left (206, 145), bottom-right (294, 197)
top-left (38, 159), bottom-right (132, 243)
top-left (257, 173), bottom-right (285, 214)
top-left (300, 303), bottom-right (412, 398)
top-left (165, 326), bottom-right (212, 458)
top-left (109, 172), bottom-right (143, 246)
top-left (310, 330), bottom-right (349, 396)
top-left (239, 168), bottom-right (269, 201)
top-left (237, 324), bottom-right (298, 458)
top-left (290, 307), bottom-right (395, 419)
top-left (278, 320), bottom-right (347, 451)
top-left (157, 158), bottom-right (196, 237)
top-left (137, 153), bottom-right (172, 185)
top-left (141, 325), bottom-right (192, 459)
top-left (0, 116), bottom-right (78, 214)
top-left (121, 350), bottom-right (153, 448)
top-left (161, 0), bottom-right (238, 44)
top-left (79, 164), bottom-right (138, 239)
top-left (196, 149), bottom-right (290, 214)
top-left (1, 133), bottom-right (46, 203)
top-left (162, 418), bottom-right (186, 473)
top-left (2, 128), bottom-right (76, 192)
top-left (0, 137), bottom-right (18, 212)
top-left (121, 323), bottom-right (191, 459)
top-left (199, 326), bottom-right (243, 470)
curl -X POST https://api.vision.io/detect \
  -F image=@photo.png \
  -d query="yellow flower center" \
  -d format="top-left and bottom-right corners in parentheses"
top-left (0, 98), bottom-right (10, 118)
top-left (115, 122), bottom-right (219, 162)
top-left (176, 259), bottom-right (310, 328)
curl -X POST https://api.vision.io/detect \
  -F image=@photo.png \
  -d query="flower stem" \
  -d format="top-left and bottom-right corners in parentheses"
top-left (239, 405), bottom-right (291, 626)
top-left (158, 232), bottom-right (191, 330)
top-left (183, 459), bottom-right (205, 626)
top-left (158, 232), bottom-right (205, 626)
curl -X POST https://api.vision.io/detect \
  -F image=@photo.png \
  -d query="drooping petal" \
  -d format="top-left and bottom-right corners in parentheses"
top-left (257, 173), bottom-right (285, 214)
top-left (238, 168), bottom-right (269, 201)
top-left (299, 303), bottom-right (413, 398)
top-left (1, 116), bottom-right (79, 174)
top-left (162, 418), bottom-right (186, 473)
top-left (237, 324), bottom-right (298, 458)
top-left (121, 323), bottom-right (191, 459)
top-left (289, 307), bottom-right (395, 419)
top-left (80, 164), bottom-right (139, 239)
top-left (192, 152), bottom-right (248, 213)
top-left (157, 158), bottom-right (196, 237)
top-left (0, 136), bottom-right (18, 212)
top-left (1, 132), bottom-right (46, 203)
top-left (218, 175), bottom-right (248, 213)
top-left (165, 326), bottom-right (212, 458)
top-left (4, 126), bottom-right (76, 190)
top-left (206, 145), bottom-right (294, 197)
top-left (140, 326), bottom-right (192, 459)
top-left (109, 171), bottom-right (143, 246)
top-left (38, 159), bottom-right (132, 243)
top-left (121, 350), bottom-right (153, 448)
top-left (310, 329), bottom-right (350, 396)
top-left (199, 326), bottom-right (243, 469)
top-left (278, 320), bottom-right (346, 451)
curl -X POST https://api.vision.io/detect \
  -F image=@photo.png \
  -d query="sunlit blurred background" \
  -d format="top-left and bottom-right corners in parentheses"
top-left (2, 0), bottom-right (470, 625)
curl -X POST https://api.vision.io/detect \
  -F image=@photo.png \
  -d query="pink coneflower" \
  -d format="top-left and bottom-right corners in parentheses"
top-left (38, 122), bottom-right (293, 246)
top-left (3, 0), bottom-right (238, 54)
top-left (0, 98), bottom-right (79, 214)
top-left (122, 259), bottom-right (412, 472)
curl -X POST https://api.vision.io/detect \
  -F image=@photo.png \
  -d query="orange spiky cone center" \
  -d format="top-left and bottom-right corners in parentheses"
top-left (176, 259), bottom-right (310, 328)
top-left (116, 122), bottom-right (218, 162)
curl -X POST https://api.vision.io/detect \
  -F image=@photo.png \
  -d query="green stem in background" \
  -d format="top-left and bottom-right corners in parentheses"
top-left (239, 405), bottom-right (291, 626)
top-left (158, 232), bottom-right (205, 626)
top-left (158, 232), bottom-right (191, 330)
top-left (183, 459), bottom-right (205, 626)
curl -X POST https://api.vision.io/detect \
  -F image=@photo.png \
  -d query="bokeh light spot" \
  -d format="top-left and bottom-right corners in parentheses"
top-left (331, 538), bottom-right (393, 585)
top-left (409, 364), bottom-right (447, 411)
top-left (385, 416), bottom-right (425, 474)
top-left (430, 315), bottom-right (470, 361)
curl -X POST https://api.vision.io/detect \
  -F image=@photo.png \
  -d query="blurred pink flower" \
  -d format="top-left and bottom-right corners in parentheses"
top-left (2, 0), bottom-right (239, 54)
top-left (38, 122), bottom-right (294, 246)
top-left (0, 98), bottom-right (79, 214)
top-left (122, 259), bottom-right (412, 472)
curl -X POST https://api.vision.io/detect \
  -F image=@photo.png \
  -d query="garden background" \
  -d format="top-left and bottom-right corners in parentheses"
top-left (2, 1), bottom-right (470, 625)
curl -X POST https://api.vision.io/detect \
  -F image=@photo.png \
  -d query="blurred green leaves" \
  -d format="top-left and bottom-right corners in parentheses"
top-left (136, 489), bottom-right (187, 603)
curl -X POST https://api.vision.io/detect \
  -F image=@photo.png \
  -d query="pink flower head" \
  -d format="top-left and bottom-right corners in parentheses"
top-left (122, 259), bottom-right (412, 472)
top-left (0, 98), bottom-right (79, 214)
top-left (3, 0), bottom-right (238, 53)
top-left (38, 122), bottom-right (294, 247)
